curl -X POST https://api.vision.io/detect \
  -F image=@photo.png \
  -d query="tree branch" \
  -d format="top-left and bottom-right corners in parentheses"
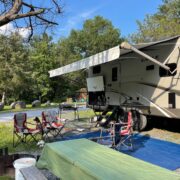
top-left (52, 0), bottom-right (61, 13)
top-left (0, 0), bottom-right (22, 26)
top-left (10, 9), bottom-right (45, 20)
top-left (28, 16), bottom-right (33, 41)
top-left (0, 0), bottom-right (62, 40)
top-left (22, 2), bottom-right (46, 10)
top-left (36, 15), bottom-right (58, 25)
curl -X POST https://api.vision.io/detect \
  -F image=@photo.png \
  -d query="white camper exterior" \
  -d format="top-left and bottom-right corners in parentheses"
top-left (49, 36), bottom-right (180, 124)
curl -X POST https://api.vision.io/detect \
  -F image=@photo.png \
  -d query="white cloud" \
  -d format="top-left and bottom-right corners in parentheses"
top-left (0, 23), bottom-right (14, 36)
top-left (59, 7), bottom-right (100, 34)
top-left (17, 27), bottom-right (31, 38)
top-left (81, 8), bottom-right (98, 19)
top-left (0, 23), bottom-right (31, 38)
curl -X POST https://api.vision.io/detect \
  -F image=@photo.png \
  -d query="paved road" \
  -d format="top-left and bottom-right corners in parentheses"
top-left (0, 106), bottom-right (88, 122)
top-left (0, 108), bottom-right (59, 122)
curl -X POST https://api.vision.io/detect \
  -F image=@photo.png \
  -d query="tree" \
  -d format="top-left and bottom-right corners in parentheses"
top-left (0, 33), bottom-right (32, 103)
top-left (55, 16), bottom-right (124, 96)
top-left (0, 0), bottom-right (62, 40)
top-left (130, 0), bottom-right (180, 43)
top-left (29, 33), bottom-right (59, 102)
top-left (58, 16), bottom-right (123, 65)
top-left (58, 16), bottom-right (122, 62)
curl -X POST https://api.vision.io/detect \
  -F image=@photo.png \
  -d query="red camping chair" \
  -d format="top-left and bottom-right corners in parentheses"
top-left (13, 113), bottom-right (42, 147)
top-left (42, 110), bottom-right (66, 140)
top-left (97, 111), bottom-right (133, 150)
top-left (115, 111), bottom-right (134, 150)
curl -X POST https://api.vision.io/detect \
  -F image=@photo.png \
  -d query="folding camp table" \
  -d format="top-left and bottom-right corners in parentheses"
top-left (59, 103), bottom-right (79, 120)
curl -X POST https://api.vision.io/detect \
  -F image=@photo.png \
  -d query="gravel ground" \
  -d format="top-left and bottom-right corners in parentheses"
top-left (140, 128), bottom-right (180, 144)
top-left (140, 116), bottom-right (180, 144)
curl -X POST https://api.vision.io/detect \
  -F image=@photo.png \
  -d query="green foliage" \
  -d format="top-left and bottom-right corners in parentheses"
top-left (81, 16), bottom-right (121, 56)
top-left (58, 16), bottom-right (122, 62)
top-left (0, 16), bottom-right (124, 103)
top-left (131, 0), bottom-right (180, 43)
top-left (56, 16), bottom-right (123, 94)
top-left (29, 33), bottom-right (59, 102)
top-left (0, 33), bottom-right (32, 103)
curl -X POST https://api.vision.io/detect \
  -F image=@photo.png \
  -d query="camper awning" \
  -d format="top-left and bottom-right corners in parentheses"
top-left (49, 43), bottom-right (149, 77)
top-left (49, 36), bottom-right (180, 77)
top-left (49, 45), bottom-right (120, 77)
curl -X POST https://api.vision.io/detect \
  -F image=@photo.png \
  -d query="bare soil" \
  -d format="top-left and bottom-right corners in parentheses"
top-left (141, 116), bottom-right (180, 144)
top-left (141, 128), bottom-right (180, 144)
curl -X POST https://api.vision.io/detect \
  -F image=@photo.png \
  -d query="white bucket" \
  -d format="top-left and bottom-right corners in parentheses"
top-left (13, 157), bottom-right (36, 180)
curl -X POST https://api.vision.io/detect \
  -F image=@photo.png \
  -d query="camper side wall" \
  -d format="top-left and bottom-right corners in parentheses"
top-left (87, 37), bottom-right (180, 118)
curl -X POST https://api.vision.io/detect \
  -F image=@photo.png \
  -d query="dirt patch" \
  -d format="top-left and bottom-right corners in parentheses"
top-left (141, 116), bottom-right (180, 144)
top-left (140, 128), bottom-right (180, 144)
top-left (3, 167), bottom-right (15, 179)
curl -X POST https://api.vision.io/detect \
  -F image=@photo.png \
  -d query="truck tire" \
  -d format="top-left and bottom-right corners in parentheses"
top-left (139, 114), bottom-right (147, 131)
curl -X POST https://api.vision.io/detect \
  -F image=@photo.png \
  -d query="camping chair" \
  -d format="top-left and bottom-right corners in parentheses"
top-left (97, 111), bottom-right (133, 150)
top-left (115, 111), bottom-right (134, 150)
top-left (42, 110), bottom-right (66, 140)
top-left (13, 113), bottom-right (42, 147)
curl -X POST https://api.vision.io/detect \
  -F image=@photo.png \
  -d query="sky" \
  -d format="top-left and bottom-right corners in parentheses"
top-left (0, 0), bottom-right (163, 39)
top-left (56, 0), bottom-right (163, 38)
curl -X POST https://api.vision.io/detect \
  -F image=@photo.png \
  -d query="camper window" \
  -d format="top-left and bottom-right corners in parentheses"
top-left (112, 67), bottom-right (118, 81)
top-left (159, 63), bottom-right (177, 77)
top-left (93, 66), bottom-right (101, 74)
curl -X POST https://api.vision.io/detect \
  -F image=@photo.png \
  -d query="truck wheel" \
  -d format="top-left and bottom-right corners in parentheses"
top-left (139, 114), bottom-right (147, 131)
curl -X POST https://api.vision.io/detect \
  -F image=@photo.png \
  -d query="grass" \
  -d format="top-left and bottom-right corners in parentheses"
top-left (0, 109), bottom-right (94, 154)
top-left (0, 119), bottom-right (42, 154)
top-left (0, 176), bottom-right (12, 180)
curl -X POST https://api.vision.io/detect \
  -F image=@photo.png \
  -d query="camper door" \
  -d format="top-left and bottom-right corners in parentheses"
top-left (86, 76), bottom-right (106, 106)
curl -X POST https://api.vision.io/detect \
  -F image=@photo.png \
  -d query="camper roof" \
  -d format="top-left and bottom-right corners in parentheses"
top-left (49, 35), bottom-right (180, 77)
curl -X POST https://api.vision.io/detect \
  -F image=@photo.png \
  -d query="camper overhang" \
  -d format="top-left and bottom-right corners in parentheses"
top-left (49, 45), bottom-right (120, 77)
top-left (49, 36), bottom-right (180, 78)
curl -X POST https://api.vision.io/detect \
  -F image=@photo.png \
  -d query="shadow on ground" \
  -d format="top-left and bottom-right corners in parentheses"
top-left (146, 115), bottom-right (180, 133)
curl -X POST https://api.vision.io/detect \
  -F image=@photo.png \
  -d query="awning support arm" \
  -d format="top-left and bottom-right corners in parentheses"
top-left (120, 42), bottom-right (170, 71)
top-left (163, 46), bottom-right (180, 65)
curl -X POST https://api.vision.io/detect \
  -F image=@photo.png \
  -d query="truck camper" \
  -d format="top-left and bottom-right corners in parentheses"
top-left (49, 36), bottom-right (180, 130)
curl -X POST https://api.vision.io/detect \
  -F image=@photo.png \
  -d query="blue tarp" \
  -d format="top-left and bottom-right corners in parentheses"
top-left (123, 134), bottom-right (180, 171)
top-left (60, 131), bottom-right (180, 171)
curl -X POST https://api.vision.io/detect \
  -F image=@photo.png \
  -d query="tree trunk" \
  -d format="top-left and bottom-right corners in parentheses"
top-left (1, 92), bottom-right (5, 104)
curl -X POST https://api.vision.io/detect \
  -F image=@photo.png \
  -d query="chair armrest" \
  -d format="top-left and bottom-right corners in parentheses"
top-left (26, 122), bottom-right (37, 126)
top-left (121, 125), bottom-right (133, 131)
top-left (121, 126), bottom-right (128, 130)
top-left (59, 118), bottom-right (67, 123)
